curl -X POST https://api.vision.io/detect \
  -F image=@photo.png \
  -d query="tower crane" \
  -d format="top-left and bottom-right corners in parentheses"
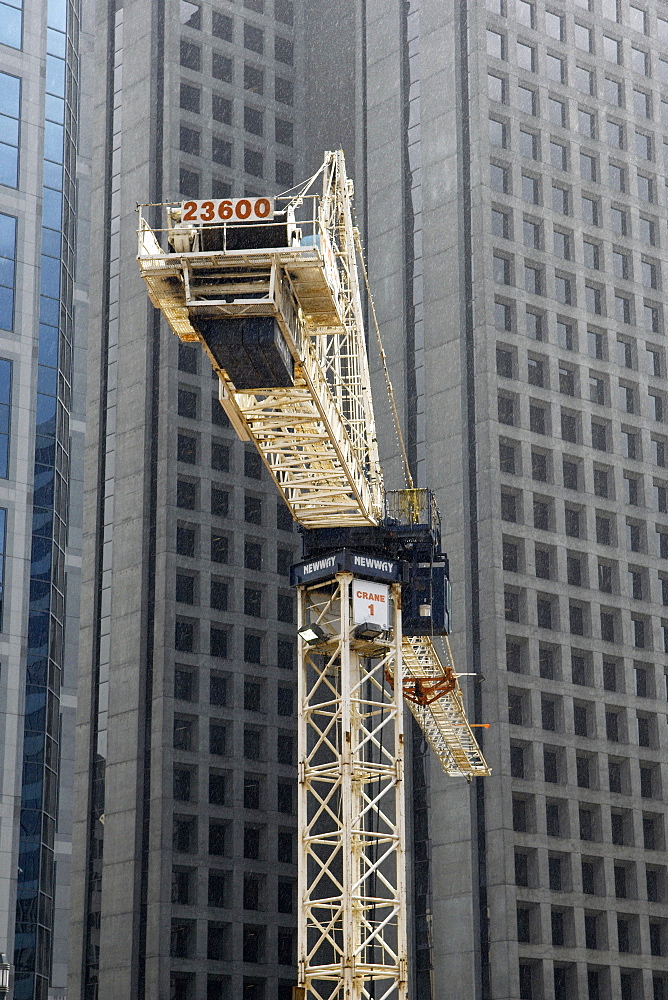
top-left (137, 151), bottom-right (490, 1000)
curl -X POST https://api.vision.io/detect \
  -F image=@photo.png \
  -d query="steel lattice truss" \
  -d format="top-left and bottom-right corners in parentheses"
top-left (136, 151), bottom-right (384, 528)
top-left (401, 636), bottom-right (491, 777)
top-left (298, 576), bottom-right (408, 1000)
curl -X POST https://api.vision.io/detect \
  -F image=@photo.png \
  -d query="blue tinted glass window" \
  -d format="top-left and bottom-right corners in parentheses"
top-left (0, 115), bottom-right (19, 146)
top-left (38, 295), bottom-right (59, 326)
top-left (43, 160), bottom-right (62, 189)
top-left (46, 27), bottom-right (65, 56)
top-left (38, 326), bottom-right (58, 368)
top-left (0, 3), bottom-right (22, 48)
top-left (48, 0), bottom-right (66, 31)
top-left (41, 189), bottom-right (62, 230)
top-left (39, 254), bottom-right (60, 297)
top-left (44, 95), bottom-right (64, 125)
top-left (43, 121), bottom-right (63, 162)
top-left (40, 227), bottom-right (60, 257)
top-left (0, 508), bottom-right (7, 629)
top-left (0, 360), bottom-right (12, 479)
top-left (45, 55), bottom-right (65, 97)
top-left (0, 361), bottom-right (12, 405)
top-left (0, 72), bottom-right (20, 110)
top-left (0, 144), bottom-right (18, 189)
top-left (0, 74), bottom-right (20, 188)
top-left (37, 365), bottom-right (57, 396)
top-left (0, 214), bottom-right (16, 332)
top-left (35, 393), bottom-right (56, 437)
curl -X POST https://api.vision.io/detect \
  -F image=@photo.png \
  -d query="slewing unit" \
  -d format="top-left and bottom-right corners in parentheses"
top-left (136, 151), bottom-right (383, 529)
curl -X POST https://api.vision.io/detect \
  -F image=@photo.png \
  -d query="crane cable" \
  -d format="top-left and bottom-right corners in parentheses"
top-left (353, 226), bottom-right (414, 490)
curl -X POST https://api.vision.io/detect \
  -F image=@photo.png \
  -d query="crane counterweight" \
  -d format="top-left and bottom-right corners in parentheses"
top-left (136, 150), bottom-right (489, 1000)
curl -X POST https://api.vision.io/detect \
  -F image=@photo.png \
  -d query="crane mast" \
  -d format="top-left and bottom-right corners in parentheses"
top-left (137, 151), bottom-right (489, 1000)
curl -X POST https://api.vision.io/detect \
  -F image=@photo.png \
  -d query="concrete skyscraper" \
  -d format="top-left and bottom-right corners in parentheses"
top-left (68, 2), bottom-right (360, 998)
top-left (0, 0), bottom-right (86, 998)
top-left (363, 1), bottom-right (668, 999)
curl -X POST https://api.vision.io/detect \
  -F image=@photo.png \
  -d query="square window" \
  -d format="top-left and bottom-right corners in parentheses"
top-left (212, 52), bottom-right (233, 82)
top-left (487, 29), bottom-right (505, 59)
top-left (550, 141), bottom-right (567, 170)
top-left (244, 23), bottom-right (264, 54)
top-left (552, 184), bottom-right (570, 214)
top-left (607, 120), bottom-right (624, 148)
top-left (521, 174), bottom-right (539, 204)
top-left (244, 106), bottom-right (264, 136)
top-left (489, 118), bottom-right (507, 148)
top-left (490, 163), bottom-right (509, 193)
top-left (275, 36), bottom-right (294, 64)
top-left (574, 23), bottom-right (592, 51)
top-left (548, 97), bottom-right (566, 126)
top-left (518, 85), bottom-right (537, 115)
top-left (575, 66), bottom-right (594, 95)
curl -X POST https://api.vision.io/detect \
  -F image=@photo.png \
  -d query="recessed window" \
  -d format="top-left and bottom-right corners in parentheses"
top-left (212, 11), bottom-right (233, 40)
top-left (519, 128), bottom-right (538, 159)
top-left (487, 29), bottom-right (505, 59)
top-left (548, 97), bottom-right (566, 126)
top-left (244, 148), bottom-right (263, 177)
top-left (180, 40), bottom-right (201, 71)
top-left (546, 53), bottom-right (565, 83)
top-left (574, 23), bottom-right (593, 52)
top-left (490, 163), bottom-right (509, 193)
top-left (212, 95), bottom-right (232, 125)
top-left (607, 120), bottom-right (624, 148)
top-left (489, 117), bottom-right (507, 148)
top-left (605, 77), bottom-right (623, 106)
top-left (631, 45), bottom-right (649, 75)
top-left (275, 36), bottom-right (294, 65)
top-left (545, 11), bottom-right (563, 40)
top-left (180, 83), bottom-right (201, 114)
top-left (492, 209), bottom-right (510, 239)
top-left (550, 140), bottom-right (567, 170)
top-left (275, 76), bottom-right (293, 105)
top-left (552, 183), bottom-right (570, 215)
top-left (212, 52), bottom-right (233, 82)
top-left (244, 23), bottom-right (264, 53)
top-left (518, 85), bottom-right (537, 115)
top-left (275, 118), bottom-right (293, 147)
top-left (180, 1), bottom-right (201, 27)
top-left (244, 106), bottom-right (264, 136)
top-left (517, 41), bottom-right (535, 72)
top-left (575, 66), bottom-right (594, 95)
top-left (634, 88), bottom-right (650, 118)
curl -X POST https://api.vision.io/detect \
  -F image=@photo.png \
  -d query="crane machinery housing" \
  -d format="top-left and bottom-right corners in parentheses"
top-left (137, 150), bottom-right (489, 1000)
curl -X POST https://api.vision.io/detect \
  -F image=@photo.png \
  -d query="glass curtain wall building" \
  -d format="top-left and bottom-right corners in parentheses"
top-left (363, 1), bottom-right (668, 998)
top-left (0, 0), bottom-right (86, 998)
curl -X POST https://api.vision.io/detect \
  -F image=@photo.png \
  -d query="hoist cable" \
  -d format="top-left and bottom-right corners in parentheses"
top-left (353, 226), bottom-right (414, 491)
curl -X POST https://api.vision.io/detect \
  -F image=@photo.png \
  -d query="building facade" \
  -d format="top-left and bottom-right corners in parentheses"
top-left (364, 1), bottom-right (668, 999)
top-left (67, 2), bottom-right (358, 998)
top-left (0, 0), bottom-right (86, 998)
